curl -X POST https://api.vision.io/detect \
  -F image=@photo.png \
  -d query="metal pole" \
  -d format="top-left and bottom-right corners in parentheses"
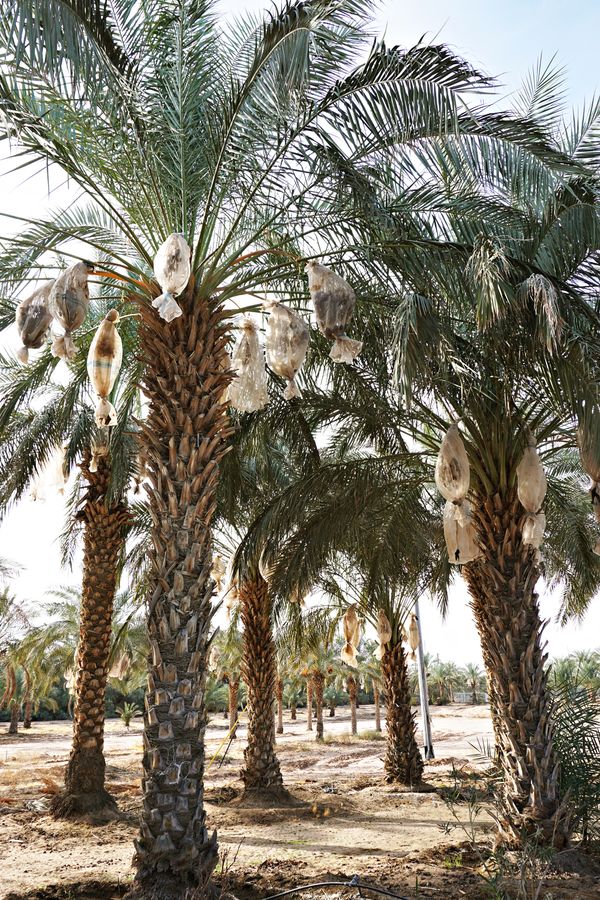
top-left (413, 597), bottom-right (434, 760)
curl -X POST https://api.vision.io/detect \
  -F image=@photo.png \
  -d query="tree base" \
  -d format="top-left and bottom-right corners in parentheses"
top-left (385, 778), bottom-right (436, 793)
top-left (123, 875), bottom-right (217, 900)
top-left (238, 784), bottom-right (298, 807)
top-left (51, 788), bottom-right (119, 823)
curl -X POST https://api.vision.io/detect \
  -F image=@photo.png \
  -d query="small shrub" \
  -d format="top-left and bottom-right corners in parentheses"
top-left (116, 702), bottom-right (141, 728)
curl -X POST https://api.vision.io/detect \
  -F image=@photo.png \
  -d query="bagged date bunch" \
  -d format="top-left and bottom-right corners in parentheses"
top-left (443, 499), bottom-right (482, 564)
top-left (522, 510), bottom-right (546, 549)
top-left (435, 425), bottom-right (470, 509)
top-left (49, 262), bottom-right (94, 360)
top-left (87, 310), bottom-right (123, 427)
top-left (30, 445), bottom-right (68, 501)
top-left (406, 613), bottom-right (420, 661)
top-left (15, 282), bottom-right (54, 364)
top-left (211, 554), bottom-right (226, 593)
top-left (375, 609), bottom-right (392, 660)
top-left (436, 424), bottom-right (475, 560)
top-left (341, 604), bottom-right (361, 669)
top-left (306, 261), bottom-right (363, 364)
top-left (152, 233), bottom-right (191, 322)
top-left (577, 425), bottom-right (600, 524)
top-left (264, 300), bottom-right (309, 400)
top-left (227, 318), bottom-right (269, 412)
top-left (516, 440), bottom-right (547, 549)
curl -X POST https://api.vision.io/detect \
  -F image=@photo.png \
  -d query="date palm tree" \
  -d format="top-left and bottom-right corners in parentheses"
top-left (242, 293), bottom-right (600, 815)
top-left (0, 306), bottom-right (140, 818)
top-left (0, 2), bottom-right (575, 891)
top-left (361, 651), bottom-right (384, 732)
top-left (461, 662), bottom-right (486, 704)
top-left (379, 66), bottom-right (600, 846)
top-left (294, 637), bottom-right (340, 740)
top-left (237, 569), bottom-right (286, 797)
top-left (15, 585), bottom-right (143, 815)
top-left (211, 627), bottom-right (244, 739)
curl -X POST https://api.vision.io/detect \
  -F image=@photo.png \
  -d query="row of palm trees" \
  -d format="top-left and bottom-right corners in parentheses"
top-left (1, 2), bottom-right (600, 897)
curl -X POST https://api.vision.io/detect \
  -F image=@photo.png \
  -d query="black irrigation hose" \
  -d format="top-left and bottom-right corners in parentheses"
top-left (265, 876), bottom-right (411, 900)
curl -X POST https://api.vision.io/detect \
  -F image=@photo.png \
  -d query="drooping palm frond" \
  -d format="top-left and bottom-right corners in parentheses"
top-left (550, 677), bottom-right (600, 847)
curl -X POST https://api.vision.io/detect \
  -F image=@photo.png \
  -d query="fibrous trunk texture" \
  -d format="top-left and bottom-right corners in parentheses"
top-left (276, 677), bottom-right (284, 734)
top-left (347, 676), bottom-right (358, 736)
top-left (8, 702), bottom-right (19, 734)
top-left (290, 703), bottom-right (297, 721)
top-left (239, 576), bottom-right (284, 797)
top-left (382, 639), bottom-right (424, 786)
top-left (52, 454), bottom-right (127, 821)
top-left (329, 704), bottom-right (335, 717)
top-left (374, 684), bottom-right (381, 733)
top-left (465, 490), bottom-right (570, 849)
top-left (228, 679), bottom-right (239, 739)
top-left (128, 286), bottom-right (231, 899)
top-left (306, 681), bottom-right (313, 730)
top-left (313, 673), bottom-right (324, 741)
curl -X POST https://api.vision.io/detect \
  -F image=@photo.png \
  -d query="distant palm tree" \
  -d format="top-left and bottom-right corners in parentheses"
top-left (0, 298), bottom-right (140, 818)
top-left (461, 663), bottom-right (487, 704)
top-left (296, 639), bottom-right (340, 741)
top-left (361, 652), bottom-right (384, 732)
top-left (212, 627), bottom-right (243, 739)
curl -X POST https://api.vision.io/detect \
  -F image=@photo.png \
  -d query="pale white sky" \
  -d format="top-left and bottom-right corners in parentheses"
top-left (1, 1), bottom-right (600, 664)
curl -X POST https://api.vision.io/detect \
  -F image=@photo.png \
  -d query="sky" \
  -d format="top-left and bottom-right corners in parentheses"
top-left (1, 0), bottom-right (600, 665)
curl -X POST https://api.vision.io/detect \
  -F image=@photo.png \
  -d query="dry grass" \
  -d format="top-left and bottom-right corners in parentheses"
top-left (322, 731), bottom-right (384, 744)
top-left (39, 776), bottom-right (60, 796)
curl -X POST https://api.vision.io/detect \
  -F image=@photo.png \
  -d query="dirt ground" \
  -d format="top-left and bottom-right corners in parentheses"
top-left (0, 704), bottom-right (598, 899)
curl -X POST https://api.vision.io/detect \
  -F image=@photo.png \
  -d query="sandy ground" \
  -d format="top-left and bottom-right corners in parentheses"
top-left (0, 704), bottom-right (598, 899)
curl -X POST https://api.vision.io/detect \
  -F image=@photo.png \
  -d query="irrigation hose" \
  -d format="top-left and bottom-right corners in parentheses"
top-left (265, 877), bottom-right (410, 900)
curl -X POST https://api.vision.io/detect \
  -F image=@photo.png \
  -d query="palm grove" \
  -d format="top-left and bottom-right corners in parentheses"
top-left (1, 1), bottom-right (600, 899)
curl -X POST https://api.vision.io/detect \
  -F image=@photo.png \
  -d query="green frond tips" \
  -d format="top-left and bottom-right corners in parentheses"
top-left (520, 273), bottom-right (564, 352)
top-left (466, 234), bottom-right (512, 329)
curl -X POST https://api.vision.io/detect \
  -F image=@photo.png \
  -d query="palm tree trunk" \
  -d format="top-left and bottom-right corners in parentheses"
top-left (313, 672), bottom-right (324, 741)
top-left (382, 639), bottom-right (424, 785)
top-left (329, 703), bottom-right (335, 717)
top-left (228, 679), bottom-right (239, 738)
top-left (239, 575), bottom-right (284, 797)
top-left (374, 684), bottom-right (381, 733)
top-left (464, 490), bottom-right (570, 848)
top-left (52, 453), bottom-right (127, 821)
top-left (276, 677), bottom-right (284, 735)
top-left (347, 676), bottom-right (358, 736)
top-left (23, 668), bottom-right (32, 729)
top-left (290, 703), bottom-right (296, 721)
top-left (128, 288), bottom-right (231, 899)
top-left (8, 702), bottom-right (19, 735)
top-left (306, 681), bottom-right (313, 731)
